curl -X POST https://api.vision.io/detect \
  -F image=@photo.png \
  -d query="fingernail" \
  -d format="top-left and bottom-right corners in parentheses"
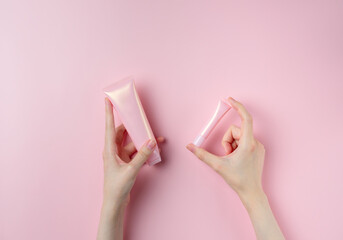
top-left (229, 97), bottom-right (236, 102)
top-left (186, 143), bottom-right (195, 153)
top-left (147, 139), bottom-right (156, 150)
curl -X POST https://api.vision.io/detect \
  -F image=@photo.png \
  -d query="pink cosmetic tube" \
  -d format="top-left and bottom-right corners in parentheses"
top-left (104, 77), bottom-right (161, 166)
top-left (193, 98), bottom-right (232, 147)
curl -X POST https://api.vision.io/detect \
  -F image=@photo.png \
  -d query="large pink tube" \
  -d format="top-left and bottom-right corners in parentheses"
top-left (104, 77), bottom-right (161, 166)
top-left (193, 98), bottom-right (232, 147)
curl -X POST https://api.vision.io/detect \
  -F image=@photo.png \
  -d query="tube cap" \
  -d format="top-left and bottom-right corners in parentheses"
top-left (193, 135), bottom-right (205, 147)
top-left (147, 149), bottom-right (162, 166)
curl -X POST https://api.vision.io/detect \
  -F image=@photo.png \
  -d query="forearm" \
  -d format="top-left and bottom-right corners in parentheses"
top-left (97, 201), bottom-right (126, 240)
top-left (239, 190), bottom-right (285, 240)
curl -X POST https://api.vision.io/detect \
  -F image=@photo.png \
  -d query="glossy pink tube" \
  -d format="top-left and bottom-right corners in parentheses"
top-left (104, 77), bottom-right (161, 166)
top-left (193, 98), bottom-right (232, 147)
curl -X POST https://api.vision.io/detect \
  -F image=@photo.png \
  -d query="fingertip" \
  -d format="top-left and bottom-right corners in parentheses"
top-left (228, 97), bottom-right (237, 106)
top-left (105, 98), bottom-right (115, 127)
top-left (146, 139), bottom-right (157, 151)
top-left (186, 143), bottom-right (196, 153)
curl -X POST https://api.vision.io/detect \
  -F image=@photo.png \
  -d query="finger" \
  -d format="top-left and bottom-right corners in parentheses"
top-left (115, 124), bottom-right (126, 145)
top-left (104, 98), bottom-right (117, 158)
top-left (156, 136), bottom-right (165, 143)
top-left (232, 140), bottom-right (238, 150)
top-left (124, 142), bottom-right (136, 156)
top-left (124, 136), bottom-right (165, 156)
top-left (186, 143), bottom-right (222, 171)
top-left (228, 97), bottom-right (253, 140)
top-left (222, 125), bottom-right (241, 154)
top-left (130, 139), bottom-right (156, 170)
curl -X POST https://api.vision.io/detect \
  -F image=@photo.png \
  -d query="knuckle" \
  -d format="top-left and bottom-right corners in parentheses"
top-left (232, 141), bottom-right (237, 149)
top-left (212, 162), bottom-right (223, 173)
top-left (248, 140), bottom-right (257, 152)
top-left (246, 113), bottom-right (253, 123)
top-left (197, 150), bottom-right (205, 159)
top-left (138, 150), bottom-right (149, 159)
top-left (241, 140), bottom-right (256, 152)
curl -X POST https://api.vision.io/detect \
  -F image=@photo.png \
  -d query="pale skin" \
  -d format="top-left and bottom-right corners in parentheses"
top-left (97, 98), bottom-right (165, 240)
top-left (97, 97), bottom-right (285, 240)
top-left (186, 97), bottom-right (285, 240)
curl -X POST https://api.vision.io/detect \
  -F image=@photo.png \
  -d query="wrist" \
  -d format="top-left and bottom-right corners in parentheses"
top-left (102, 189), bottom-right (130, 209)
top-left (101, 197), bottom-right (127, 215)
top-left (238, 188), bottom-right (268, 213)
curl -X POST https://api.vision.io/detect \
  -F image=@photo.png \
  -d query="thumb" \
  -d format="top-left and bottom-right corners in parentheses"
top-left (186, 143), bottom-right (221, 171)
top-left (130, 139), bottom-right (156, 170)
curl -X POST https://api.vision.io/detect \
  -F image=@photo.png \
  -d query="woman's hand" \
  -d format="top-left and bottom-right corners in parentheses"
top-left (97, 98), bottom-right (164, 240)
top-left (102, 98), bottom-right (164, 207)
top-left (186, 97), bottom-right (285, 240)
top-left (186, 97), bottom-right (264, 199)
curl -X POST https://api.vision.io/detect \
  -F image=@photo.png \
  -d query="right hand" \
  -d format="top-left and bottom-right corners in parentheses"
top-left (186, 97), bottom-right (266, 200)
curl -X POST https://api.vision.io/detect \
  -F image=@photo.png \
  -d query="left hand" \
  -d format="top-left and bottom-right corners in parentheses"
top-left (102, 98), bottom-right (164, 208)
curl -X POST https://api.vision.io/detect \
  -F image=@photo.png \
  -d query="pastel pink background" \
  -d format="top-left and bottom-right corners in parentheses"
top-left (1, 0), bottom-right (343, 239)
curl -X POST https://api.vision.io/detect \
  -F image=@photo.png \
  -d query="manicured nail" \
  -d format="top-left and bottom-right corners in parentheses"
top-left (186, 143), bottom-right (196, 153)
top-left (147, 139), bottom-right (157, 150)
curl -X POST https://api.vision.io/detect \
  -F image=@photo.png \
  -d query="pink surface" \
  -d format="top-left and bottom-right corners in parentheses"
top-left (1, 0), bottom-right (343, 239)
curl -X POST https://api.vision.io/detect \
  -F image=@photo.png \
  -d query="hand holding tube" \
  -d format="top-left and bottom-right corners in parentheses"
top-left (187, 97), bottom-right (285, 240)
top-left (97, 98), bottom-right (164, 240)
top-left (104, 77), bottom-right (162, 166)
top-left (187, 97), bottom-right (264, 197)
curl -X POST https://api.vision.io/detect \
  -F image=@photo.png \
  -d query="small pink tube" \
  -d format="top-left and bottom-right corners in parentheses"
top-left (104, 77), bottom-right (161, 166)
top-left (193, 98), bottom-right (232, 147)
